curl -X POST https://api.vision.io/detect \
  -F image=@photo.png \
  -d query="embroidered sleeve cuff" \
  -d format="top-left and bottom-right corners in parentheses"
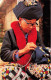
top-left (15, 51), bottom-right (20, 61)
top-left (12, 50), bottom-right (19, 62)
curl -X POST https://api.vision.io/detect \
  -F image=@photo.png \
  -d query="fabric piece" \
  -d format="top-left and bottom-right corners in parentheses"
top-left (32, 46), bottom-right (50, 64)
top-left (35, 47), bottom-right (48, 63)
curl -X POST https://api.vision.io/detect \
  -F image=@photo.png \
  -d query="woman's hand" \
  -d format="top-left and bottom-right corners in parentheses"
top-left (18, 42), bottom-right (37, 56)
top-left (22, 42), bottom-right (37, 54)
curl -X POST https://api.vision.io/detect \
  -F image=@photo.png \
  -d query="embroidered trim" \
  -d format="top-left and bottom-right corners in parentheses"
top-left (13, 50), bottom-right (18, 62)
top-left (24, 0), bottom-right (37, 6)
top-left (15, 51), bottom-right (20, 60)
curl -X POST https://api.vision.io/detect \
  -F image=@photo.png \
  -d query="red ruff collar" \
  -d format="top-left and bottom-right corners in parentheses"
top-left (11, 21), bottom-right (37, 66)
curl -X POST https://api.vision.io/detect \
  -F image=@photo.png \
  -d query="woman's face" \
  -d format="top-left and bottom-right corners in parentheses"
top-left (19, 17), bottom-right (36, 33)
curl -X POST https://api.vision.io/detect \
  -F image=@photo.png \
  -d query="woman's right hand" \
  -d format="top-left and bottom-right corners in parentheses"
top-left (22, 42), bottom-right (37, 54)
top-left (18, 42), bottom-right (37, 56)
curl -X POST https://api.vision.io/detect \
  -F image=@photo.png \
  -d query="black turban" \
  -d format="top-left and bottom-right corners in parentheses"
top-left (13, 1), bottom-right (43, 20)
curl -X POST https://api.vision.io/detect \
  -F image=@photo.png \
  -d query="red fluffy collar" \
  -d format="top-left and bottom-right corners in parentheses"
top-left (11, 21), bottom-right (37, 49)
top-left (11, 21), bottom-right (37, 66)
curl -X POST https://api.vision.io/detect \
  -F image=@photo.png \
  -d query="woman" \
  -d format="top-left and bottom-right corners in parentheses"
top-left (1, 0), bottom-right (44, 80)
top-left (1, 0), bottom-right (43, 64)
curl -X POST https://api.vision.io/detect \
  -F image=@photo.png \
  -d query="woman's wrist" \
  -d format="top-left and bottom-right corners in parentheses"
top-left (18, 49), bottom-right (25, 56)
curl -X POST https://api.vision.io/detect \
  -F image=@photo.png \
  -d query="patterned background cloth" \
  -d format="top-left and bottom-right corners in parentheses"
top-left (1, 63), bottom-right (51, 80)
top-left (2, 63), bottom-right (30, 80)
top-left (27, 63), bottom-right (51, 80)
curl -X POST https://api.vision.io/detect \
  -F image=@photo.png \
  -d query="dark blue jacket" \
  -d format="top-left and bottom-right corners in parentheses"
top-left (1, 29), bottom-right (43, 62)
